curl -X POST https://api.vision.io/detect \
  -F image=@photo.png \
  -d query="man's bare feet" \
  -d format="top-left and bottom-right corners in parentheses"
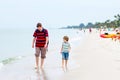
top-left (35, 66), bottom-right (38, 69)
top-left (40, 66), bottom-right (44, 69)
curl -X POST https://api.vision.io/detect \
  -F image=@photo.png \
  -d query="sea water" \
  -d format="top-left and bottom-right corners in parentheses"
top-left (0, 28), bottom-right (85, 68)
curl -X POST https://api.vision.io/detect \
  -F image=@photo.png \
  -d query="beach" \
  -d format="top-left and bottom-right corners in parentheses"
top-left (0, 29), bottom-right (120, 80)
top-left (61, 30), bottom-right (120, 80)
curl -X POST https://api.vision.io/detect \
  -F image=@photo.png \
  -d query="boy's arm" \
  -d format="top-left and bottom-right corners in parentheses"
top-left (69, 47), bottom-right (71, 52)
top-left (60, 47), bottom-right (63, 53)
top-left (32, 37), bottom-right (36, 48)
top-left (60, 43), bottom-right (63, 53)
top-left (68, 44), bottom-right (71, 52)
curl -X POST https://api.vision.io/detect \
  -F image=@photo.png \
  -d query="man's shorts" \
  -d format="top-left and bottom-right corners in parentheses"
top-left (35, 47), bottom-right (47, 58)
top-left (62, 52), bottom-right (69, 60)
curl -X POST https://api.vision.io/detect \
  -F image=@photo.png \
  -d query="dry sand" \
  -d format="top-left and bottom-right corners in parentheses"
top-left (60, 31), bottom-right (120, 80)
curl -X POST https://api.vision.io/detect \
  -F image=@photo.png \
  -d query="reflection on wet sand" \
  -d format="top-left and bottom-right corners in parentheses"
top-left (62, 67), bottom-right (69, 72)
top-left (36, 68), bottom-right (48, 80)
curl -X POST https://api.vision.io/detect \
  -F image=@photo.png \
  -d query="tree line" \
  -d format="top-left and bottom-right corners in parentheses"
top-left (63, 14), bottom-right (120, 29)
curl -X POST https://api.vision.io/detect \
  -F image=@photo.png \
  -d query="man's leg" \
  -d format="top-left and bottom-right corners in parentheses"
top-left (40, 48), bottom-right (47, 68)
top-left (41, 58), bottom-right (44, 68)
top-left (35, 47), bottom-right (40, 69)
top-left (35, 57), bottom-right (39, 69)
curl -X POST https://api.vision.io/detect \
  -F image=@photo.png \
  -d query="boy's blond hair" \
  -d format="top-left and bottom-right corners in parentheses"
top-left (63, 36), bottom-right (69, 41)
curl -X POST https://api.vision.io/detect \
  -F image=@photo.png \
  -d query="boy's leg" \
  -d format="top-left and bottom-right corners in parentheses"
top-left (35, 47), bottom-right (40, 69)
top-left (62, 59), bottom-right (64, 68)
top-left (65, 60), bottom-right (68, 68)
top-left (62, 52), bottom-right (65, 67)
top-left (65, 52), bottom-right (69, 68)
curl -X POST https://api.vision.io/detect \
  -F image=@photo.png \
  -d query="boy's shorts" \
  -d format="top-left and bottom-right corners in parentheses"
top-left (35, 47), bottom-right (47, 58)
top-left (62, 52), bottom-right (69, 60)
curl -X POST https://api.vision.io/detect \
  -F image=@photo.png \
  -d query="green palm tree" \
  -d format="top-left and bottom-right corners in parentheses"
top-left (114, 14), bottom-right (120, 28)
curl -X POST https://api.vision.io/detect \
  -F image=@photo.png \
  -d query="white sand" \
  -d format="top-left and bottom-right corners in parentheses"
top-left (60, 30), bottom-right (120, 80)
top-left (0, 30), bottom-right (120, 80)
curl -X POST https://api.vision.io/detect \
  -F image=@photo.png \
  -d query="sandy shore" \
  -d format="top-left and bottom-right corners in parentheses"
top-left (0, 30), bottom-right (120, 80)
top-left (60, 31), bottom-right (120, 80)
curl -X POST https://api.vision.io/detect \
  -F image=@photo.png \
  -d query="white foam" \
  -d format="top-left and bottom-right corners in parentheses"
top-left (17, 56), bottom-right (22, 59)
top-left (70, 37), bottom-right (81, 43)
top-left (0, 62), bottom-right (4, 70)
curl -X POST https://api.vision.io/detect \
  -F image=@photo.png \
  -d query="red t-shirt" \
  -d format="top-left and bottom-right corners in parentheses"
top-left (33, 28), bottom-right (48, 47)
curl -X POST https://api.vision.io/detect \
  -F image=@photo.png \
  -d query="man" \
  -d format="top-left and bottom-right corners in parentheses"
top-left (32, 23), bottom-right (49, 69)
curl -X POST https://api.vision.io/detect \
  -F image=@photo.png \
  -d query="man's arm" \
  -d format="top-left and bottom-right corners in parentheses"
top-left (44, 29), bottom-right (49, 48)
top-left (46, 37), bottom-right (49, 44)
top-left (44, 37), bottom-right (49, 48)
top-left (32, 37), bottom-right (36, 48)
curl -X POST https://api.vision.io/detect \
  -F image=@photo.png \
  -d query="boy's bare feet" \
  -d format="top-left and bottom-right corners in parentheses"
top-left (65, 66), bottom-right (68, 71)
top-left (61, 65), bottom-right (64, 68)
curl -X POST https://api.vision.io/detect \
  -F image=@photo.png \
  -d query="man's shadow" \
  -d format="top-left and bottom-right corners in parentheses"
top-left (36, 68), bottom-right (48, 80)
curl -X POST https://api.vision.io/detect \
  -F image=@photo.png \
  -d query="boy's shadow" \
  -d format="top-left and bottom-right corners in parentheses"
top-left (36, 68), bottom-right (48, 80)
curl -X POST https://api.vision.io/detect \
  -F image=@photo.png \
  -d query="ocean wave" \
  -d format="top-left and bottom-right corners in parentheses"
top-left (70, 31), bottom-right (84, 43)
top-left (0, 63), bottom-right (4, 70)
top-left (70, 37), bottom-right (81, 42)
top-left (0, 56), bottom-right (24, 69)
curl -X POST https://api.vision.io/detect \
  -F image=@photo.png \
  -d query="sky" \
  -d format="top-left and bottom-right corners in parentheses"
top-left (0, 0), bottom-right (120, 29)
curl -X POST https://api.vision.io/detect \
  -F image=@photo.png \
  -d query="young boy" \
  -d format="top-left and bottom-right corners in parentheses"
top-left (61, 36), bottom-right (71, 69)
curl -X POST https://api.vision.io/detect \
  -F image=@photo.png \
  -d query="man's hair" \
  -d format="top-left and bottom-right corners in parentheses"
top-left (63, 36), bottom-right (69, 41)
top-left (36, 23), bottom-right (42, 27)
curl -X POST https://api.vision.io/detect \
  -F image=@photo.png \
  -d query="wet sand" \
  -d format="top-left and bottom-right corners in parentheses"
top-left (0, 30), bottom-right (120, 80)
